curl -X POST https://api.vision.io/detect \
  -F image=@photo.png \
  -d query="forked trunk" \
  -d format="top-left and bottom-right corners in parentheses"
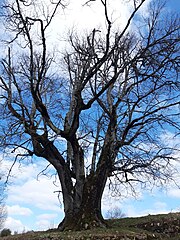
top-left (58, 166), bottom-right (108, 231)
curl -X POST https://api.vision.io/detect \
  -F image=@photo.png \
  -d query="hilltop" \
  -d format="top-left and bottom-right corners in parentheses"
top-left (1, 212), bottom-right (180, 239)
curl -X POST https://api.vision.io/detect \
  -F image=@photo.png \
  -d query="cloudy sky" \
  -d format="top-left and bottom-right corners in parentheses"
top-left (0, 0), bottom-right (180, 234)
top-left (3, 145), bottom-right (180, 233)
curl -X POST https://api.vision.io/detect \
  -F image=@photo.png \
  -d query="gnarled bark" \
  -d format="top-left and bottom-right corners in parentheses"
top-left (58, 165), bottom-right (109, 231)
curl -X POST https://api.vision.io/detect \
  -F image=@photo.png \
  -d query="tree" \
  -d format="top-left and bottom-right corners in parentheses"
top-left (105, 206), bottom-right (125, 219)
top-left (0, 195), bottom-right (6, 232)
top-left (0, 161), bottom-right (7, 231)
top-left (0, 0), bottom-right (179, 231)
top-left (0, 228), bottom-right (11, 237)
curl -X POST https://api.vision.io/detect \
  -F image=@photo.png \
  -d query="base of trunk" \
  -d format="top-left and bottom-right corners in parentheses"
top-left (58, 211), bottom-right (108, 231)
top-left (58, 169), bottom-right (109, 231)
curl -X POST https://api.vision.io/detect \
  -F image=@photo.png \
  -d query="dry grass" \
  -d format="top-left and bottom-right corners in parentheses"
top-left (1, 212), bottom-right (180, 239)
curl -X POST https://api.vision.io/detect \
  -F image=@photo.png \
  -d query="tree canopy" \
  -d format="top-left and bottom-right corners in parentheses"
top-left (0, 0), bottom-right (179, 230)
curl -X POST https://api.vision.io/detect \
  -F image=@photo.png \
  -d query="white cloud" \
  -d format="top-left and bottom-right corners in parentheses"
top-left (136, 0), bottom-right (152, 16)
top-left (119, 201), bottom-right (170, 218)
top-left (160, 130), bottom-right (180, 149)
top-left (4, 217), bottom-right (29, 233)
top-left (140, 202), bottom-right (169, 216)
top-left (1, 157), bottom-right (63, 215)
top-left (102, 183), bottom-right (179, 219)
top-left (35, 213), bottom-right (58, 230)
top-left (7, 205), bottom-right (33, 216)
top-left (3, 161), bottom-right (42, 184)
top-left (35, 219), bottom-right (56, 231)
top-left (154, 201), bottom-right (168, 210)
top-left (65, 0), bottom-right (131, 30)
top-left (1, 0), bottom-right (138, 54)
top-left (3, 158), bottom-right (64, 230)
top-left (37, 213), bottom-right (58, 221)
top-left (123, 204), bottom-right (140, 217)
top-left (8, 177), bottom-right (62, 212)
top-left (168, 188), bottom-right (180, 199)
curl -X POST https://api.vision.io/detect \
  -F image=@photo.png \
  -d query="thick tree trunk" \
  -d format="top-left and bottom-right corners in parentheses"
top-left (37, 124), bottom-right (114, 231)
top-left (58, 165), bottom-right (108, 231)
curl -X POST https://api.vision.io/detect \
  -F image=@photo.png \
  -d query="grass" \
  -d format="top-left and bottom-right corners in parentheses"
top-left (1, 212), bottom-right (180, 239)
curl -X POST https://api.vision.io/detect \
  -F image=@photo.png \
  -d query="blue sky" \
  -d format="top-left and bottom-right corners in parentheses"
top-left (168, 0), bottom-right (180, 10)
top-left (3, 151), bottom-right (180, 233)
top-left (0, 0), bottom-right (180, 233)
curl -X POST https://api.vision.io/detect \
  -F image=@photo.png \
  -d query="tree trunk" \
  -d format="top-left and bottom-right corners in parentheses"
top-left (36, 126), bottom-right (113, 231)
top-left (58, 165), bottom-right (108, 231)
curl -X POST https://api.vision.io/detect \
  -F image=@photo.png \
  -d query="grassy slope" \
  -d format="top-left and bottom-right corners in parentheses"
top-left (1, 212), bottom-right (180, 239)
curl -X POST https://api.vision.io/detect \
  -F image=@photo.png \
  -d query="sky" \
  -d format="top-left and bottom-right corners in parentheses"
top-left (0, 0), bottom-right (180, 234)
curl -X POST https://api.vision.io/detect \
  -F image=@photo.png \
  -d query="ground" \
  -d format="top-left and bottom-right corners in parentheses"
top-left (1, 212), bottom-right (180, 239)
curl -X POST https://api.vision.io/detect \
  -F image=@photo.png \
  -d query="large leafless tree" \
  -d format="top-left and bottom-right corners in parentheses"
top-left (0, 0), bottom-right (179, 230)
